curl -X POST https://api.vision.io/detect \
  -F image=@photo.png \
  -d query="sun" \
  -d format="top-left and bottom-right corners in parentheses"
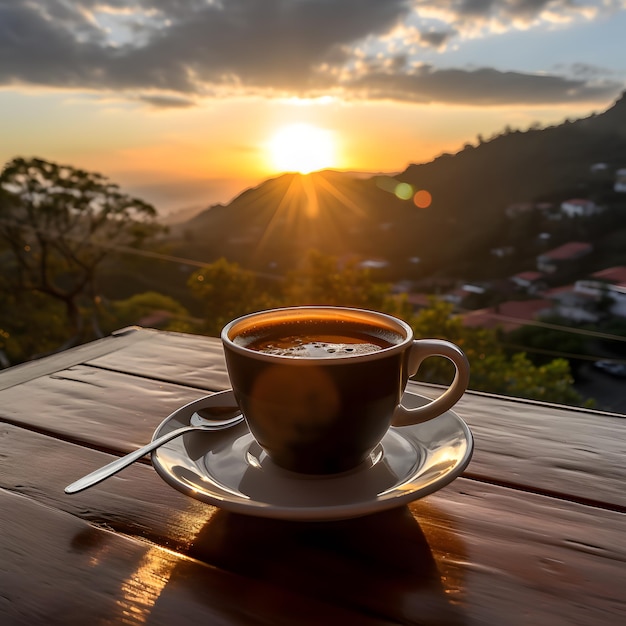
top-left (268, 123), bottom-right (336, 174)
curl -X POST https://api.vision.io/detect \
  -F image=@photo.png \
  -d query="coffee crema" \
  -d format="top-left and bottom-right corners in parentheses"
top-left (235, 321), bottom-right (403, 358)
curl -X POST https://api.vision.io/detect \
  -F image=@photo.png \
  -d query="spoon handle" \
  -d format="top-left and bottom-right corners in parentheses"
top-left (64, 424), bottom-right (201, 494)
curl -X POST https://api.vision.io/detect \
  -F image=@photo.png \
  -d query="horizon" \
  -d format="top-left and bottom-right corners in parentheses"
top-left (2, 1), bottom-right (625, 215)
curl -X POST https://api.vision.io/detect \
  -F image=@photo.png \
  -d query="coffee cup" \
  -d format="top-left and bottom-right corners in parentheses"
top-left (221, 306), bottom-right (470, 474)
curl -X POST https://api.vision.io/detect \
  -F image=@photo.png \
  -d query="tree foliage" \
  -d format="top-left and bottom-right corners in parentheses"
top-left (188, 258), bottom-right (276, 336)
top-left (409, 299), bottom-right (588, 406)
top-left (281, 249), bottom-right (412, 318)
top-left (0, 157), bottom-right (163, 353)
top-left (102, 291), bottom-right (195, 335)
top-left (0, 288), bottom-right (68, 365)
top-left (185, 254), bottom-right (586, 406)
top-left (0, 155), bottom-right (590, 408)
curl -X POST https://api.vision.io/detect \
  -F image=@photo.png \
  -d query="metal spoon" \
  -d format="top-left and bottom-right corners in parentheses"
top-left (64, 404), bottom-right (244, 494)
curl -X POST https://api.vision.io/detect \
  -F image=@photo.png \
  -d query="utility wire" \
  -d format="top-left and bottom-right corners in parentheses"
top-left (2, 216), bottom-right (626, 349)
top-left (474, 313), bottom-right (626, 343)
top-left (501, 343), bottom-right (626, 365)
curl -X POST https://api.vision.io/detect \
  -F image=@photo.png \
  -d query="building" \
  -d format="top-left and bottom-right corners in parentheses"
top-left (574, 266), bottom-right (626, 318)
top-left (615, 168), bottom-right (626, 193)
top-left (461, 299), bottom-right (552, 332)
top-left (510, 271), bottom-right (545, 294)
top-left (543, 285), bottom-right (601, 323)
top-left (560, 198), bottom-right (601, 218)
top-left (536, 242), bottom-right (592, 274)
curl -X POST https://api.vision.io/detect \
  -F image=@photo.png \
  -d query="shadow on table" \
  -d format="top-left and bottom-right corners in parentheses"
top-left (188, 504), bottom-right (467, 625)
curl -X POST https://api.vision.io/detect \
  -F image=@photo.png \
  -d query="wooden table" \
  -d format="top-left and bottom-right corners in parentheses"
top-left (1, 327), bottom-right (625, 625)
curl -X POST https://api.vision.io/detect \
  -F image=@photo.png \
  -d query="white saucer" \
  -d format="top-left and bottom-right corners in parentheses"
top-left (151, 389), bottom-right (473, 521)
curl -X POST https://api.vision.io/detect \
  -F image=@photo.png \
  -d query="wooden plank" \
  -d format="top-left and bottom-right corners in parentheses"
top-left (1, 355), bottom-right (624, 510)
top-left (1, 328), bottom-right (625, 508)
top-left (86, 328), bottom-right (231, 390)
top-left (0, 490), bottom-right (388, 626)
top-left (409, 488), bottom-right (626, 626)
top-left (0, 326), bottom-right (152, 392)
top-left (85, 330), bottom-right (626, 509)
top-left (1, 425), bottom-right (625, 625)
top-left (0, 366), bottom-right (209, 453)
top-left (410, 381), bottom-right (626, 510)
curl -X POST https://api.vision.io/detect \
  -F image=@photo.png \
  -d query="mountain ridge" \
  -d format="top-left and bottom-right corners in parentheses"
top-left (166, 93), bottom-right (626, 280)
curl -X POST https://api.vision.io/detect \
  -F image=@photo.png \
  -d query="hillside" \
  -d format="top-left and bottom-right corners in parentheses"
top-left (166, 93), bottom-right (626, 281)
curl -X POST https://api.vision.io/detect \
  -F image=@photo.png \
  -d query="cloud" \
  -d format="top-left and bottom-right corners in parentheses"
top-left (415, 0), bottom-right (616, 31)
top-left (137, 94), bottom-right (196, 108)
top-left (344, 65), bottom-right (620, 105)
top-left (0, 0), bottom-right (623, 106)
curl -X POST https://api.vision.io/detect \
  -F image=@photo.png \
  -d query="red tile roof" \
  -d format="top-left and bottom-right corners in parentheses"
top-left (406, 293), bottom-right (431, 308)
top-left (541, 241), bottom-right (592, 261)
top-left (591, 266), bottom-right (626, 287)
top-left (461, 299), bottom-right (552, 332)
top-left (513, 271), bottom-right (544, 282)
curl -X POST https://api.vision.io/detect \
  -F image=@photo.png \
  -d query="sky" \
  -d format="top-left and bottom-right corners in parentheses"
top-left (1, 0), bottom-right (625, 216)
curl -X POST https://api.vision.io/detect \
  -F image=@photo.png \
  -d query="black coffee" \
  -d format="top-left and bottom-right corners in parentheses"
top-left (236, 321), bottom-right (403, 358)
top-left (223, 310), bottom-right (411, 473)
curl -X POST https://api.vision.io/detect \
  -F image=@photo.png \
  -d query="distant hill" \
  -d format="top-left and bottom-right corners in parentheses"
top-left (166, 93), bottom-right (626, 280)
top-left (161, 204), bottom-right (211, 225)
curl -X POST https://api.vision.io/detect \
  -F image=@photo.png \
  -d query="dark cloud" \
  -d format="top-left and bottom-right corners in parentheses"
top-left (346, 65), bottom-right (619, 105)
top-left (418, 30), bottom-right (456, 49)
top-left (137, 94), bottom-right (196, 108)
top-left (0, 0), bottom-right (411, 92)
top-left (420, 0), bottom-right (588, 23)
top-left (0, 0), bottom-right (622, 106)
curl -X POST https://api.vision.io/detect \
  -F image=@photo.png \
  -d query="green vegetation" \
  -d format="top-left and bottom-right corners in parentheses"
top-left (0, 157), bottom-right (163, 359)
top-left (8, 88), bottom-right (623, 415)
top-left (0, 164), bottom-right (590, 408)
top-left (410, 300), bottom-right (587, 406)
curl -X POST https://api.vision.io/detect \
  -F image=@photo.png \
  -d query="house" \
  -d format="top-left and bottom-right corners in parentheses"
top-left (441, 287), bottom-right (469, 306)
top-left (591, 266), bottom-right (626, 286)
top-left (491, 246), bottom-right (514, 258)
top-left (615, 168), bottom-right (626, 193)
top-left (441, 284), bottom-right (486, 307)
top-left (405, 292), bottom-right (432, 313)
top-left (560, 199), bottom-right (601, 218)
top-left (137, 310), bottom-right (175, 328)
top-left (536, 242), bottom-right (592, 274)
top-left (461, 299), bottom-right (552, 332)
top-left (505, 202), bottom-right (534, 218)
top-left (541, 285), bottom-right (602, 323)
top-left (590, 162), bottom-right (608, 173)
top-left (574, 266), bottom-right (626, 318)
top-left (510, 271), bottom-right (545, 294)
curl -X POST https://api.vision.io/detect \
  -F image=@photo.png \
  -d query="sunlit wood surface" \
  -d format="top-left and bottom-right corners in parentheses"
top-left (1, 327), bottom-right (624, 625)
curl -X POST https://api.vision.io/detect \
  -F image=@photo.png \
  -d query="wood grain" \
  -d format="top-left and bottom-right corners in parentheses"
top-left (0, 365), bottom-right (209, 453)
top-left (1, 425), bottom-right (625, 625)
top-left (0, 489), bottom-right (387, 626)
top-left (2, 328), bottom-right (625, 625)
top-left (1, 327), bottom-right (624, 508)
top-left (87, 328), bottom-right (231, 390)
top-left (0, 327), bottom-right (151, 392)
top-left (412, 382), bottom-right (626, 510)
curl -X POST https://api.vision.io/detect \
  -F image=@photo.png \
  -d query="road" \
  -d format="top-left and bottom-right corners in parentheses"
top-left (575, 363), bottom-right (626, 415)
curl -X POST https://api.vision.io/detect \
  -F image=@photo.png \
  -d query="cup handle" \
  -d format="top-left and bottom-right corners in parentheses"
top-left (391, 339), bottom-right (470, 427)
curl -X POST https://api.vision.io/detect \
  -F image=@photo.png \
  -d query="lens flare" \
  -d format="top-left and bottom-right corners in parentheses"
top-left (394, 182), bottom-right (413, 200)
top-left (414, 189), bottom-right (432, 208)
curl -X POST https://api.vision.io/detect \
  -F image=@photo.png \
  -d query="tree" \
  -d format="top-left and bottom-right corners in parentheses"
top-left (410, 299), bottom-right (589, 406)
top-left (188, 258), bottom-right (276, 336)
top-left (0, 287), bottom-right (68, 366)
top-left (504, 315), bottom-right (589, 375)
top-left (281, 249), bottom-right (411, 318)
top-left (102, 291), bottom-right (196, 335)
top-left (0, 157), bottom-right (163, 354)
